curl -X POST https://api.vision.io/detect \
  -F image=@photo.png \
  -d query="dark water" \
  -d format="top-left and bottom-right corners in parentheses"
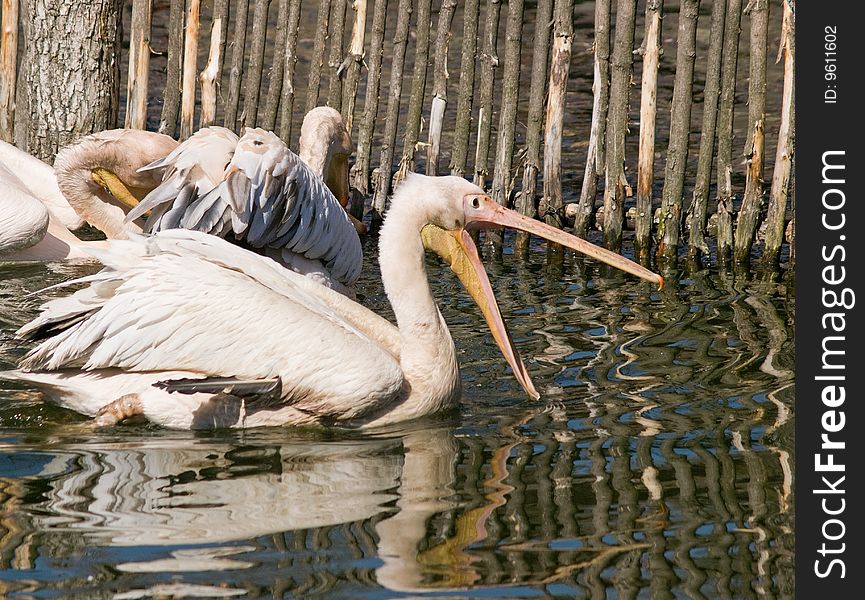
top-left (0, 233), bottom-right (794, 598)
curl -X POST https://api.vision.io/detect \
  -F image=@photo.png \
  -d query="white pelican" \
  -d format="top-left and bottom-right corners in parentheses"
top-left (3, 174), bottom-right (662, 429)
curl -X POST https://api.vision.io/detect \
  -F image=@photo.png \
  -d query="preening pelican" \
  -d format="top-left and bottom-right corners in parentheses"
top-left (3, 174), bottom-right (661, 430)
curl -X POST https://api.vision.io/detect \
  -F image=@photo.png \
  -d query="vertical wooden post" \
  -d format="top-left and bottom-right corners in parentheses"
top-left (733, 0), bottom-right (769, 264)
top-left (277, 0), bottom-right (303, 144)
top-left (715, 0), bottom-right (743, 263)
top-left (306, 0), bottom-right (331, 112)
top-left (241, 0), bottom-right (272, 129)
top-left (349, 0), bottom-right (387, 195)
top-left (473, 0), bottom-right (502, 189)
top-left (260, 0), bottom-right (289, 131)
top-left (633, 0), bottom-right (663, 262)
top-left (370, 0), bottom-right (413, 223)
top-left (224, 0), bottom-right (250, 131)
top-left (761, 0), bottom-right (794, 268)
top-left (179, 0), bottom-right (201, 141)
top-left (0, 0), bottom-right (18, 141)
top-left (159, 0), bottom-right (185, 136)
top-left (124, 0), bottom-right (151, 129)
top-left (687, 0), bottom-right (727, 260)
top-left (515, 0), bottom-right (554, 255)
top-left (573, 0), bottom-right (611, 238)
top-left (340, 0), bottom-right (368, 133)
top-left (602, 0), bottom-right (638, 252)
top-left (655, 0), bottom-right (700, 261)
top-left (199, 0), bottom-right (229, 128)
top-left (326, 0), bottom-right (347, 110)
top-left (448, 0), bottom-right (481, 178)
top-left (426, 0), bottom-right (458, 176)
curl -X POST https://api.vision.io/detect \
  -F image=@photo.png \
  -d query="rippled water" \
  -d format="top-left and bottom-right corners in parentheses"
top-left (0, 233), bottom-right (794, 598)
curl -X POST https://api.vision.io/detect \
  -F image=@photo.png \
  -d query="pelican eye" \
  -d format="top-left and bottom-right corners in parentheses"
top-left (471, 197), bottom-right (480, 209)
top-left (253, 140), bottom-right (263, 146)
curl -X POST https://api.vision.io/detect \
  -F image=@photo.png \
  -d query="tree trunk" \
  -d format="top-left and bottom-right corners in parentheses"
top-left (426, 0), bottom-right (458, 176)
top-left (179, 0), bottom-right (201, 140)
top-left (340, 0), bottom-right (368, 133)
top-left (448, 0), bottom-right (481, 178)
top-left (241, 0), bottom-right (272, 129)
top-left (224, 0), bottom-right (250, 131)
top-left (473, 0), bottom-right (502, 189)
top-left (199, 0), bottom-right (229, 128)
top-left (326, 0), bottom-right (347, 110)
top-left (124, 0), bottom-right (151, 130)
top-left (0, 0), bottom-right (19, 141)
top-left (277, 0), bottom-right (303, 144)
top-left (306, 0), bottom-right (331, 112)
top-left (15, 0), bottom-right (122, 161)
top-left (159, 0), bottom-right (185, 136)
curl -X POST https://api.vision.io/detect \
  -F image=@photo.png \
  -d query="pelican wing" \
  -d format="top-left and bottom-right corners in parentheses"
top-left (17, 230), bottom-right (403, 423)
top-left (130, 128), bottom-right (362, 288)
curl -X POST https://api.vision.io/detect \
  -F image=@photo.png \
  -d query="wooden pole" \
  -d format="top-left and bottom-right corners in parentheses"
top-left (349, 0), bottom-right (388, 195)
top-left (733, 0), bottom-right (769, 264)
top-left (633, 0), bottom-right (663, 262)
top-left (687, 0), bottom-right (727, 260)
top-left (515, 0), bottom-right (554, 254)
top-left (761, 0), bottom-right (794, 268)
top-left (124, 0), bottom-right (151, 129)
top-left (370, 0), bottom-right (413, 223)
top-left (241, 0), bottom-right (272, 129)
top-left (277, 0), bottom-right (303, 144)
top-left (473, 0), bottom-right (502, 189)
top-left (340, 0), bottom-right (368, 133)
top-left (425, 0), bottom-right (458, 176)
top-left (159, 0), bottom-right (185, 136)
top-left (179, 0), bottom-right (201, 141)
top-left (448, 0), bottom-right (481, 178)
top-left (326, 0), bottom-right (347, 110)
top-left (260, 0), bottom-right (289, 131)
top-left (655, 0), bottom-right (700, 261)
top-left (0, 0), bottom-right (18, 142)
top-left (602, 0), bottom-right (638, 252)
top-left (573, 0), bottom-right (611, 238)
top-left (306, 0), bottom-right (331, 112)
top-left (224, 0), bottom-right (250, 131)
top-left (199, 0), bottom-right (229, 128)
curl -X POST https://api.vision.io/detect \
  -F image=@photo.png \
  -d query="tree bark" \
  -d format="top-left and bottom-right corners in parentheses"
top-left (306, 0), bottom-right (331, 112)
top-left (425, 0), bottom-right (458, 176)
top-left (473, 0), bottom-right (502, 189)
top-left (326, 0), bottom-right (347, 110)
top-left (15, 0), bottom-right (122, 161)
top-left (179, 0), bottom-right (201, 140)
top-left (448, 0), bottom-right (480, 178)
top-left (277, 0), bottom-right (303, 144)
top-left (199, 0), bottom-right (229, 128)
top-left (224, 0), bottom-right (250, 131)
top-left (159, 0), bottom-right (185, 136)
top-left (124, 0), bottom-right (151, 129)
top-left (0, 0), bottom-right (19, 141)
top-left (241, 0), bottom-right (272, 129)
top-left (260, 0), bottom-right (288, 131)
top-left (340, 0), bottom-right (368, 134)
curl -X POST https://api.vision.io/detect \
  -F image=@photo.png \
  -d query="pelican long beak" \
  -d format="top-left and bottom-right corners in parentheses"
top-left (463, 195), bottom-right (664, 288)
top-left (422, 224), bottom-right (540, 400)
top-left (91, 168), bottom-right (151, 216)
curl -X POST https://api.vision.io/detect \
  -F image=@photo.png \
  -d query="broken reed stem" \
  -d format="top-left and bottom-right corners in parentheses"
top-left (656, 0), bottom-right (699, 261)
top-left (179, 0), bottom-right (201, 141)
top-left (242, 0), bottom-right (272, 129)
top-left (633, 0), bottom-right (662, 263)
top-left (224, 0), bottom-right (250, 131)
top-left (340, 0), bottom-right (368, 133)
top-left (448, 0), bottom-right (481, 178)
top-left (306, 0), bottom-right (332, 112)
top-left (277, 0), bottom-right (303, 144)
top-left (602, 0), bottom-right (638, 252)
top-left (474, 0), bottom-right (503, 189)
top-left (327, 0), bottom-right (347, 110)
top-left (761, 0), bottom-right (794, 268)
top-left (515, 0), bottom-right (554, 255)
top-left (124, 0), bottom-right (151, 129)
top-left (715, 0), bottom-right (743, 263)
top-left (349, 0), bottom-right (388, 195)
top-left (199, 0), bottom-right (229, 128)
top-left (1, 0), bottom-right (19, 141)
top-left (370, 0), bottom-right (413, 223)
top-left (573, 0), bottom-right (611, 238)
top-left (687, 0), bottom-right (727, 259)
top-left (733, 0), bottom-right (769, 264)
top-left (426, 0), bottom-right (458, 176)
top-left (260, 0), bottom-right (289, 131)
top-left (159, 0), bottom-right (185, 136)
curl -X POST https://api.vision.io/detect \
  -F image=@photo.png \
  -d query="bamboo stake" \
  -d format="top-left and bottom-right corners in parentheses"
top-left (473, 0), bottom-right (502, 189)
top-left (259, 0), bottom-right (289, 131)
top-left (761, 0), bottom-right (794, 268)
top-left (159, 0), bottom-right (185, 136)
top-left (349, 0), bottom-right (388, 195)
top-left (0, 0), bottom-right (18, 142)
top-left (602, 0), bottom-right (638, 252)
top-left (655, 0), bottom-right (700, 261)
top-left (448, 0), bottom-right (481, 178)
top-left (715, 0), bottom-right (743, 263)
top-left (340, 0), bottom-right (368, 133)
top-left (515, 0), bottom-right (554, 254)
top-left (687, 0), bottom-right (727, 259)
top-left (199, 0), bottom-right (229, 128)
top-left (179, 0), bottom-right (201, 141)
top-left (306, 0), bottom-right (331, 112)
top-left (733, 0), bottom-right (769, 264)
top-left (633, 0), bottom-right (663, 262)
top-left (124, 0), bottom-right (151, 129)
top-left (242, 0), bottom-right (272, 129)
top-left (370, 0), bottom-right (413, 223)
top-left (394, 0), bottom-right (432, 185)
top-left (224, 0), bottom-right (250, 131)
top-left (327, 0), bottom-right (347, 110)
top-left (277, 0), bottom-right (303, 144)
top-left (573, 0), bottom-right (611, 238)
top-left (426, 0), bottom-right (458, 176)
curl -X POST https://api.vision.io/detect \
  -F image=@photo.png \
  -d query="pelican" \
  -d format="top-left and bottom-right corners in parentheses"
top-left (2, 173), bottom-right (662, 429)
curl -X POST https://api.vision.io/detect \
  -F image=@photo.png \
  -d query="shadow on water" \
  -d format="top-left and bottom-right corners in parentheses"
top-left (0, 239), bottom-right (794, 598)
